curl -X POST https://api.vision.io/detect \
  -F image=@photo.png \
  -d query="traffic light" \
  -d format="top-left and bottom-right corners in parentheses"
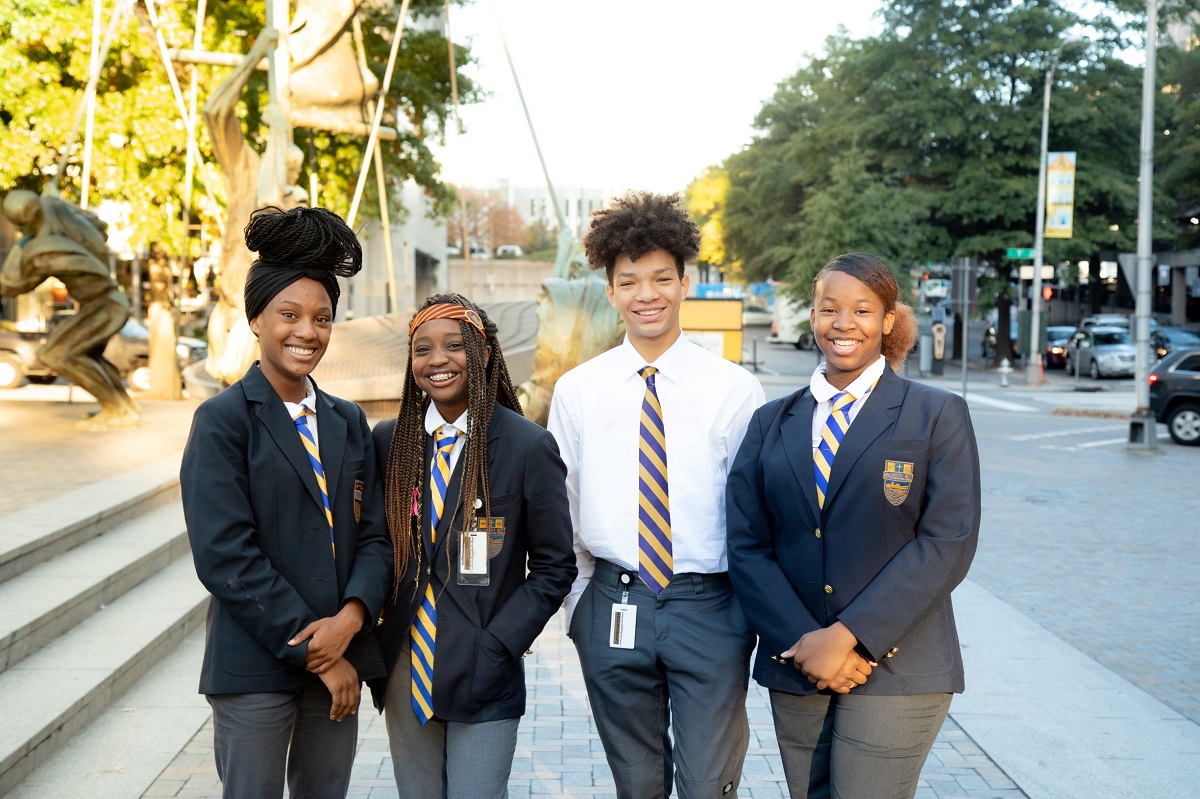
top-left (1042, 285), bottom-right (1054, 301)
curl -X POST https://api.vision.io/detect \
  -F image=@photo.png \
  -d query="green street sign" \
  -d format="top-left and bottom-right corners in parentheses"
top-left (1006, 248), bottom-right (1034, 259)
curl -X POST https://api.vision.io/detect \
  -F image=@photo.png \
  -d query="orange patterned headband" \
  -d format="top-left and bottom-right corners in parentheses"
top-left (408, 303), bottom-right (487, 340)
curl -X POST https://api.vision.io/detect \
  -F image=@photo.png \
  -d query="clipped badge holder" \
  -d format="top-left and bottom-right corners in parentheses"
top-left (459, 516), bottom-right (502, 586)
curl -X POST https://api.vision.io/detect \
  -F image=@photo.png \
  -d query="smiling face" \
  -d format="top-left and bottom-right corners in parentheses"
top-left (248, 277), bottom-right (333, 403)
top-left (811, 269), bottom-right (895, 390)
top-left (605, 248), bottom-right (690, 362)
top-left (411, 317), bottom-right (489, 423)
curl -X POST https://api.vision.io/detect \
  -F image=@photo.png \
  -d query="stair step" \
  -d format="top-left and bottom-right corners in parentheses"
top-left (0, 454), bottom-right (182, 585)
top-left (0, 503), bottom-right (189, 673)
top-left (0, 555), bottom-right (208, 796)
top-left (5, 631), bottom-right (210, 799)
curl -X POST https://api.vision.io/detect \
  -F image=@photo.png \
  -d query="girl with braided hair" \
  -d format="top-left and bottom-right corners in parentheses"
top-left (181, 205), bottom-right (393, 798)
top-left (368, 293), bottom-right (575, 797)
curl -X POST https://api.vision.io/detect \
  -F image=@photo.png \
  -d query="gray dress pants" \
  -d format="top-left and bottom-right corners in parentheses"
top-left (571, 559), bottom-right (757, 799)
top-left (208, 684), bottom-right (358, 799)
top-left (769, 690), bottom-right (952, 799)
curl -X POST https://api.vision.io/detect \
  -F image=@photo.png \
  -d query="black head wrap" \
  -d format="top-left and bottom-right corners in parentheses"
top-left (243, 206), bottom-right (363, 321)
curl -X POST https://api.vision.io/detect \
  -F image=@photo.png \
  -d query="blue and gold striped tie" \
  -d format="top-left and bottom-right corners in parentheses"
top-left (638, 367), bottom-right (673, 593)
top-left (814, 391), bottom-right (856, 509)
top-left (410, 425), bottom-right (458, 725)
top-left (293, 410), bottom-right (335, 558)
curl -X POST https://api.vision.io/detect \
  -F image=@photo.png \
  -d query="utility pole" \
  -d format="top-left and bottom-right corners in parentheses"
top-left (1129, 0), bottom-right (1159, 451)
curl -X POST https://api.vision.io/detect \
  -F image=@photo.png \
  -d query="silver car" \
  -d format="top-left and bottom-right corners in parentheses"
top-left (1066, 326), bottom-right (1137, 379)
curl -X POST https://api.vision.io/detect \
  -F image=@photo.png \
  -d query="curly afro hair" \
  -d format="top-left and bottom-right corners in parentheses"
top-left (583, 191), bottom-right (700, 282)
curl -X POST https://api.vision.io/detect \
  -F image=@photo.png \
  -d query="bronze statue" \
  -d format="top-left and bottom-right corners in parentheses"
top-left (203, 30), bottom-right (308, 386)
top-left (0, 190), bottom-right (140, 429)
top-left (516, 228), bottom-right (623, 426)
top-left (288, 0), bottom-right (380, 135)
top-left (203, 4), bottom-right (381, 386)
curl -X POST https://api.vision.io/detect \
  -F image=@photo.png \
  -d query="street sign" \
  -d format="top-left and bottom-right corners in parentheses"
top-left (1006, 248), bottom-right (1034, 259)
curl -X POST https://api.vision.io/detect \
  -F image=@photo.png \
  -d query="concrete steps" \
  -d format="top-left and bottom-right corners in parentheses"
top-left (0, 455), bottom-right (209, 797)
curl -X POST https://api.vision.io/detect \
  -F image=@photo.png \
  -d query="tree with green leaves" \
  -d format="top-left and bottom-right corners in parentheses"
top-left (0, 0), bottom-right (477, 255)
top-left (717, 0), bottom-right (1198, 362)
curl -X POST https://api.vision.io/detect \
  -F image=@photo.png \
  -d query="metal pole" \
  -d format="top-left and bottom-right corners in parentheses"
top-left (960, 262), bottom-right (969, 399)
top-left (81, 0), bottom-right (102, 209)
top-left (1130, 0), bottom-right (1159, 451)
top-left (1026, 64), bottom-right (1055, 386)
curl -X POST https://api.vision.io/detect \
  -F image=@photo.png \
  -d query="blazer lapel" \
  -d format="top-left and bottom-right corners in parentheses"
top-left (822, 367), bottom-right (907, 512)
top-left (244, 366), bottom-right (323, 511)
top-left (313, 384), bottom-right (347, 504)
top-left (781, 389), bottom-right (822, 521)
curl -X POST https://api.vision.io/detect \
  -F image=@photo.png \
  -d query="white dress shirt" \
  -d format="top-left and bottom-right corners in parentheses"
top-left (548, 334), bottom-right (766, 620)
top-left (282, 378), bottom-right (320, 450)
top-left (423, 404), bottom-right (470, 475)
top-left (808, 355), bottom-right (886, 448)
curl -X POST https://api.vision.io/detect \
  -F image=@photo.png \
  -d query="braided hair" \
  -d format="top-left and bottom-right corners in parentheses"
top-left (243, 205), bottom-right (362, 321)
top-left (383, 294), bottom-right (523, 601)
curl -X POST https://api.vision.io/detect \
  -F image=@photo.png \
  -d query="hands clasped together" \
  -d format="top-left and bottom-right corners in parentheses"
top-left (782, 621), bottom-right (875, 694)
top-left (289, 599), bottom-right (369, 721)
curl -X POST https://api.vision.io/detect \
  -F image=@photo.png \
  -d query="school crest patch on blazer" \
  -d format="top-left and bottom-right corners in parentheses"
top-left (882, 460), bottom-right (914, 506)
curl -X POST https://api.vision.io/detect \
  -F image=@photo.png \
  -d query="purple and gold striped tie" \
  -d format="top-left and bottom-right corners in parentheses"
top-left (814, 391), bottom-right (855, 509)
top-left (293, 410), bottom-right (335, 558)
top-left (638, 367), bottom-right (673, 593)
top-left (410, 426), bottom-right (458, 724)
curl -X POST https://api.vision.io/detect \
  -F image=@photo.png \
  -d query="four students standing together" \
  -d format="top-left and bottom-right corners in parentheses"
top-left (183, 196), bottom-right (979, 799)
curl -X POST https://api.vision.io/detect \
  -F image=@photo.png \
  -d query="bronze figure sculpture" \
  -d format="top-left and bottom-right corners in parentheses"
top-left (1, 190), bottom-right (141, 429)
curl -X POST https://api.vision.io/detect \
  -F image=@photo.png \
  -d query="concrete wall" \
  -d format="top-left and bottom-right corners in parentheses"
top-left (446, 258), bottom-right (555, 304)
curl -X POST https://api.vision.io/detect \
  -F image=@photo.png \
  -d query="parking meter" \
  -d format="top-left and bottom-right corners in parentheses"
top-left (931, 322), bottom-right (947, 376)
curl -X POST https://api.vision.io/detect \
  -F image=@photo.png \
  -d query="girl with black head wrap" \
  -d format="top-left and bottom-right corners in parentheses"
top-left (180, 205), bottom-right (394, 798)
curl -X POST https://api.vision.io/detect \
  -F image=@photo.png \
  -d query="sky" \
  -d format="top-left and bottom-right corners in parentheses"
top-left (433, 0), bottom-right (886, 195)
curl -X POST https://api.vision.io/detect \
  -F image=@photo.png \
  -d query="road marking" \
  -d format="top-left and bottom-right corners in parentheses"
top-left (1078, 437), bottom-right (1129, 448)
top-left (961, 393), bottom-right (1038, 413)
top-left (1007, 425), bottom-right (1123, 441)
top-left (1039, 431), bottom-right (1171, 451)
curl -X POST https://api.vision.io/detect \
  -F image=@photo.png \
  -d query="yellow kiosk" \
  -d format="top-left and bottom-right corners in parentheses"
top-left (680, 298), bottom-right (743, 362)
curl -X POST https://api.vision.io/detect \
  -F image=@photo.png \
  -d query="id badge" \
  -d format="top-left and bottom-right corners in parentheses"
top-left (458, 517), bottom-right (502, 586)
top-left (609, 603), bottom-right (636, 648)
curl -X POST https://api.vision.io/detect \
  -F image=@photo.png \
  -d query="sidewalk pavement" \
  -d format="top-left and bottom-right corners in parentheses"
top-left (3, 372), bottom-right (1195, 798)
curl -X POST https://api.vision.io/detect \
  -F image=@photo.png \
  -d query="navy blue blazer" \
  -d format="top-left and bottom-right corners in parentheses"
top-left (181, 364), bottom-right (393, 695)
top-left (726, 365), bottom-right (980, 696)
top-left (369, 405), bottom-right (576, 722)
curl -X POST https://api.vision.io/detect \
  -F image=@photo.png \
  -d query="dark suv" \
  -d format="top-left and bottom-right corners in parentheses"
top-left (1149, 347), bottom-right (1200, 446)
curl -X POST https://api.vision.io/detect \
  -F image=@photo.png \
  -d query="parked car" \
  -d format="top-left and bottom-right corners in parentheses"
top-left (1078, 314), bottom-right (1130, 331)
top-left (1150, 327), bottom-right (1200, 361)
top-left (981, 320), bottom-right (1020, 361)
top-left (741, 304), bottom-right (773, 327)
top-left (1149, 347), bottom-right (1200, 445)
top-left (105, 319), bottom-right (207, 392)
top-left (0, 317), bottom-right (205, 391)
top-left (495, 244), bottom-right (524, 258)
top-left (0, 321), bottom-right (58, 388)
top-left (1043, 325), bottom-right (1076, 369)
top-left (1066, 326), bottom-right (1137, 378)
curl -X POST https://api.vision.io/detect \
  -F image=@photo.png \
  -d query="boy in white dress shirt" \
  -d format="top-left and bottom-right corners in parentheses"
top-left (548, 192), bottom-right (765, 798)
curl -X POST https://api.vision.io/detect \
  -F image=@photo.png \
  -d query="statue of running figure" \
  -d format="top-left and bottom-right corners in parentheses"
top-left (1, 190), bottom-right (140, 430)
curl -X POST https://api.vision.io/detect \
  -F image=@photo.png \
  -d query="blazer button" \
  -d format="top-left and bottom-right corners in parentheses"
top-left (824, 584), bottom-right (834, 595)
top-left (814, 527), bottom-right (822, 538)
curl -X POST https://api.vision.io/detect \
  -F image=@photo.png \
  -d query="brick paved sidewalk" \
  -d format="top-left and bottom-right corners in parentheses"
top-left (146, 614), bottom-right (1025, 799)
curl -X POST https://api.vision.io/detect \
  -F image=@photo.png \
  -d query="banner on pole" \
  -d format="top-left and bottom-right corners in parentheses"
top-left (1045, 151), bottom-right (1076, 239)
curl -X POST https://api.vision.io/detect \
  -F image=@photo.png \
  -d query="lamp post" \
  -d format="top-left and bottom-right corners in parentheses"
top-left (1026, 36), bottom-right (1081, 387)
top-left (1129, 0), bottom-right (1159, 451)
